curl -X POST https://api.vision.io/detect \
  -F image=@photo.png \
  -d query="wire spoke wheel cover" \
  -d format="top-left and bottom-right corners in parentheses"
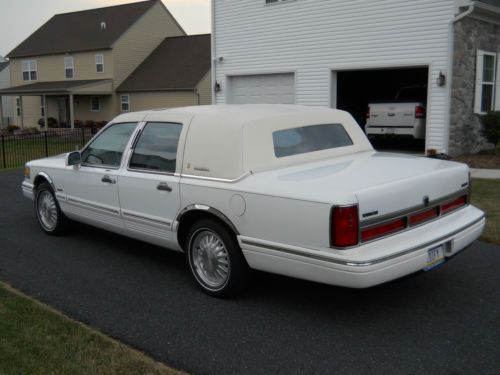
top-left (37, 190), bottom-right (58, 231)
top-left (190, 229), bottom-right (231, 290)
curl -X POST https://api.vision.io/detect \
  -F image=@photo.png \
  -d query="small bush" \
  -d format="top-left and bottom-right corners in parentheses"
top-left (480, 111), bottom-right (500, 150)
top-left (7, 125), bottom-right (20, 133)
top-left (74, 120), bottom-right (83, 128)
top-left (84, 120), bottom-right (95, 128)
top-left (38, 117), bottom-right (59, 128)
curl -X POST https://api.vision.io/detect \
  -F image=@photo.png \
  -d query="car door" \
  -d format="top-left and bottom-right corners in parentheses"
top-left (118, 121), bottom-right (183, 247)
top-left (63, 122), bottom-right (138, 230)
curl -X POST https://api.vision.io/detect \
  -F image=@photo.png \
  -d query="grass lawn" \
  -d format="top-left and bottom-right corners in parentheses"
top-left (0, 282), bottom-right (182, 375)
top-left (471, 178), bottom-right (500, 245)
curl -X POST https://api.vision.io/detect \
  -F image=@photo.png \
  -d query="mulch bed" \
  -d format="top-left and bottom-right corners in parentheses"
top-left (452, 152), bottom-right (500, 169)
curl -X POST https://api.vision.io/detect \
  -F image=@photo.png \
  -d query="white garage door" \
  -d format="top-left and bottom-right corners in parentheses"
top-left (228, 73), bottom-right (295, 104)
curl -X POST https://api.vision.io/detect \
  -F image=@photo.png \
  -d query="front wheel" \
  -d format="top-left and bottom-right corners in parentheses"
top-left (35, 182), bottom-right (69, 235)
top-left (185, 219), bottom-right (250, 297)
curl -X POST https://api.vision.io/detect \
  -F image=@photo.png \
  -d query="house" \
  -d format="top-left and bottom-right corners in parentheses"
top-left (0, 0), bottom-right (208, 129)
top-left (211, 0), bottom-right (500, 155)
top-left (0, 59), bottom-right (13, 128)
top-left (116, 34), bottom-right (212, 111)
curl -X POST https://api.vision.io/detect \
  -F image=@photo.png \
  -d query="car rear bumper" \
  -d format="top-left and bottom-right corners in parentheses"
top-left (366, 122), bottom-right (425, 139)
top-left (239, 205), bottom-right (485, 288)
top-left (22, 181), bottom-right (35, 201)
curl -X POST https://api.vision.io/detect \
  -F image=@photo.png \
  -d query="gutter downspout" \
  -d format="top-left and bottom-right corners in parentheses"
top-left (443, 3), bottom-right (475, 154)
top-left (211, 0), bottom-right (216, 105)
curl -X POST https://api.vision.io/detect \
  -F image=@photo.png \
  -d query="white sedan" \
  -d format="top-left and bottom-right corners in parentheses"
top-left (22, 105), bottom-right (485, 297)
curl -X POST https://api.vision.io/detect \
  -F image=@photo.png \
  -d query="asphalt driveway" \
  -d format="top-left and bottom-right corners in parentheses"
top-left (0, 168), bottom-right (499, 374)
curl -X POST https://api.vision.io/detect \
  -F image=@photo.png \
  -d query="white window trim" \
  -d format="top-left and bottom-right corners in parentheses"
top-left (95, 54), bottom-right (104, 73)
top-left (64, 56), bottom-right (74, 80)
top-left (21, 59), bottom-right (37, 81)
top-left (120, 94), bottom-right (130, 112)
top-left (90, 96), bottom-right (100, 112)
top-left (475, 50), bottom-right (497, 114)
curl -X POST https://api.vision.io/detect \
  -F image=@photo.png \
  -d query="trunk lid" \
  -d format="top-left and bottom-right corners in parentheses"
top-left (244, 152), bottom-right (469, 221)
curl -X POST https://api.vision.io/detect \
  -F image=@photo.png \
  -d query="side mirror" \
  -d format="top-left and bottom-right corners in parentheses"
top-left (66, 151), bottom-right (82, 166)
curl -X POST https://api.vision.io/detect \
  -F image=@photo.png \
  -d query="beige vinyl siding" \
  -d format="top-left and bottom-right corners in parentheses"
top-left (74, 95), bottom-right (114, 122)
top-left (195, 71), bottom-right (212, 105)
top-left (112, 1), bottom-right (184, 87)
top-left (127, 91), bottom-right (198, 112)
top-left (11, 96), bottom-right (41, 128)
top-left (10, 50), bottom-right (113, 86)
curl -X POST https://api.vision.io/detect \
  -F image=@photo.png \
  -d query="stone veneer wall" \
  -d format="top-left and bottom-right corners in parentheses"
top-left (450, 17), bottom-right (500, 156)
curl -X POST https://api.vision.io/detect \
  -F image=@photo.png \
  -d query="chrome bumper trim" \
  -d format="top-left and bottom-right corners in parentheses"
top-left (241, 215), bottom-right (485, 267)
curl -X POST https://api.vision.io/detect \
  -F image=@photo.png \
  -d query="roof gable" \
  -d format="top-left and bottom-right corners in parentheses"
top-left (116, 34), bottom-right (211, 92)
top-left (7, 0), bottom-right (157, 58)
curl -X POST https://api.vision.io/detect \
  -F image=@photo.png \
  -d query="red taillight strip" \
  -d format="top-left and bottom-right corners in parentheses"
top-left (361, 218), bottom-right (406, 242)
top-left (409, 207), bottom-right (439, 226)
top-left (441, 195), bottom-right (467, 215)
top-left (331, 205), bottom-right (359, 248)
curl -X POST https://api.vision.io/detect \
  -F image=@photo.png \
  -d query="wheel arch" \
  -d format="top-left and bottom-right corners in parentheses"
top-left (33, 172), bottom-right (56, 192)
top-left (176, 205), bottom-right (239, 251)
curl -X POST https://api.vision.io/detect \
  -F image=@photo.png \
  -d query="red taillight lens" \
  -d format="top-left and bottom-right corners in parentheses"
top-left (415, 105), bottom-right (425, 119)
top-left (409, 207), bottom-right (439, 226)
top-left (361, 218), bottom-right (406, 242)
top-left (332, 206), bottom-right (359, 248)
top-left (366, 106), bottom-right (371, 119)
top-left (441, 195), bottom-right (467, 214)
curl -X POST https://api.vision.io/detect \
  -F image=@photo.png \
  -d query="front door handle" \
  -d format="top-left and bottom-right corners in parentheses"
top-left (101, 175), bottom-right (116, 184)
top-left (157, 182), bottom-right (172, 192)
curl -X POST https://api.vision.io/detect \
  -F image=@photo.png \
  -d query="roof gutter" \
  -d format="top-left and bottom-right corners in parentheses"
top-left (453, 3), bottom-right (475, 23)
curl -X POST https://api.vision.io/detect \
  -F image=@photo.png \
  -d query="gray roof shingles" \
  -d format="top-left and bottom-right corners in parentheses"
top-left (0, 79), bottom-right (111, 94)
top-left (117, 34), bottom-right (211, 92)
top-left (7, 0), bottom-right (156, 58)
top-left (0, 62), bottom-right (8, 73)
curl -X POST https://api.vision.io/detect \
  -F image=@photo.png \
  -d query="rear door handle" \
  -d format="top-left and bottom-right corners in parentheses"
top-left (101, 175), bottom-right (116, 184)
top-left (387, 113), bottom-right (396, 117)
top-left (157, 182), bottom-right (172, 192)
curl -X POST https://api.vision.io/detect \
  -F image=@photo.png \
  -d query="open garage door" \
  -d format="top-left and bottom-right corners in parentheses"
top-left (228, 73), bottom-right (295, 104)
top-left (336, 67), bottom-right (428, 153)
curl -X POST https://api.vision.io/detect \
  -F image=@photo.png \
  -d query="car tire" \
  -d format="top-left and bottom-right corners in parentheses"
top-left (185, 218), bottom-right (250, 297)
top-left (35, 182), bottom-right (69, 235)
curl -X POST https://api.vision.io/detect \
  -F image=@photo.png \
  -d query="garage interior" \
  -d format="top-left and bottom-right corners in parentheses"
top-left (336, 67), bottom-right (428, 153)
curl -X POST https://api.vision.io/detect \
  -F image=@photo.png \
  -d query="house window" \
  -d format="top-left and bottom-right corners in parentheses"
top-left (40, 96), bottom-right (45, 117)
top-left (120, 94), bottom-right (130, 112)
top-left (95, 54), bottom-right (104, 73)
top-left (475, 50), bottom-right (497, 114)
top-left (64, 56), bottom-right (74, 79)
top-left (21, 60), bottom-right (37, 81)
top-left (91, 96), bottom-right (100, 112)
top-left (16, 97), bottom-right (21, 117)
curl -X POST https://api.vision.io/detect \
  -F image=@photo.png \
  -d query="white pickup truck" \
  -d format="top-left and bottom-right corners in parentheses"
top-left (22, 105), bottom-right (484, 297)
top-left (365, 86), bottom-right (427, 140)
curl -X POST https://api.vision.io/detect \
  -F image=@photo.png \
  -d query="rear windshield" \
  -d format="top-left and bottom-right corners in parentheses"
top-left (273, 124), bottom-right (353, 158)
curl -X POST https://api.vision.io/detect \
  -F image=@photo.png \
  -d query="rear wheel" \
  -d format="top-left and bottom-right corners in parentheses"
top-left (35, 182), bottom-right (69, 235)
top-left (185, 218), bottom-right (250, 297)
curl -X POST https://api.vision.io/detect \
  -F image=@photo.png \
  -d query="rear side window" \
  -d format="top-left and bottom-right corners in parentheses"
top-left (129, 122), bottom-right (182, 173)
top-left (273, 124), bottom-right (353, 158)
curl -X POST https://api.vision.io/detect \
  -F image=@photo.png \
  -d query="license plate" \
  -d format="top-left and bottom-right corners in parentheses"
top-left (424, 245), bottom-right (445, 271)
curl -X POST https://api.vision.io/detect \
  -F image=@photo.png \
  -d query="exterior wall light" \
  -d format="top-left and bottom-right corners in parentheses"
top-left (436, 72), bottom-right (446, 87)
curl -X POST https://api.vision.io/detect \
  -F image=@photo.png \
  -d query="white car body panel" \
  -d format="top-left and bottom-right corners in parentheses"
top-left (22, 105), bottom-right (485, 289)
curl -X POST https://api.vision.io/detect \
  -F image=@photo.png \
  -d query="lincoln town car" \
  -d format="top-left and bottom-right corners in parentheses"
top-left (22, 105), bottom-right (485, 296)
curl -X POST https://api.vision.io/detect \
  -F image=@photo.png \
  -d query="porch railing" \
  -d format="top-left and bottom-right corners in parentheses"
top-left (0, 128), bottom-right (93, 169)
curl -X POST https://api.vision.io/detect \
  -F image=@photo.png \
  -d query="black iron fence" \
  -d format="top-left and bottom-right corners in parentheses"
top-left (0, 128), bottom-right (94, 169)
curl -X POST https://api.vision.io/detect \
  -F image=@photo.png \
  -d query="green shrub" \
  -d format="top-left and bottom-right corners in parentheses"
top-left (480, 111), bottom-right (500, 149)
top-left (7, 125), bottom-right (20, 133)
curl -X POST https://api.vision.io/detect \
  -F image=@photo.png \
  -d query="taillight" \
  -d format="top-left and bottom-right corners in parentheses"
top-left (409, 207), bottom-right (438, 226)
top-left (415, 106), bottom-right (425, 119)
top-left (331, 205), bottom-right (359, 248)
top-left (361, 218), bottom-right (406, 242)
top-left (366, 106), bottom-right (371, 119)
top-left (441, 195), bottom-right (467, 215)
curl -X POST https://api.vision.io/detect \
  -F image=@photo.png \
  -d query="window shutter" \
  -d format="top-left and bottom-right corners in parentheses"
top-left (495, 53), bottom-right (500, 111)
top-left (474, 50), bottom-right (484, 114)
